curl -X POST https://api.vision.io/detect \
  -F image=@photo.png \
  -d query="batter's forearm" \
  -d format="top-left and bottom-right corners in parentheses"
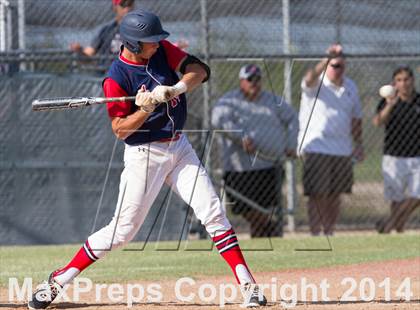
top-left (111, 110), bottom-right (150, 140)
top-left (151, 64), bottom-right (207, 103)
top-left (180, 63), bottom-right (208, 92)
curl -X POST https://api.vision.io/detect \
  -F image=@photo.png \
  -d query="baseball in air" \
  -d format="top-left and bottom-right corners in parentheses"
top-left (379, 85), bottom-right (396, 98)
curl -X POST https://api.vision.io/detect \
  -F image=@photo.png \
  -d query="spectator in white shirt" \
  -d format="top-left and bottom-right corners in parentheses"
top-left (298, 44), bottom-right (364, 236)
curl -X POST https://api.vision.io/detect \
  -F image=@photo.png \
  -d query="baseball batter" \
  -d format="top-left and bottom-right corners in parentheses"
top-left (28, 9), bottom-right (266, 309)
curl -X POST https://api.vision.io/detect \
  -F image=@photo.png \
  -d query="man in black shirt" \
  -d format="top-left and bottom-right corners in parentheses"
top-left (70, 0), bottom-right (135, 68)
top-left (373, 66), bottom-right (420, 233)
top-left (69, 0), bottom-right (188, 72)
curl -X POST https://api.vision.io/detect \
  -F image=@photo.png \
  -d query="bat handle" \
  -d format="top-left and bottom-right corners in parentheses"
top-left (94, 96), bottom-right (136, 104)
top-left (122, 96), bottom-right (136, 101)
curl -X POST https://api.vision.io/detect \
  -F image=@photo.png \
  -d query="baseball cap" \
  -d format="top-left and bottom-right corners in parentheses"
top-left (112, 0), bottom-right (122, 5)
top-left (239, 64), bottom-right (262, 80)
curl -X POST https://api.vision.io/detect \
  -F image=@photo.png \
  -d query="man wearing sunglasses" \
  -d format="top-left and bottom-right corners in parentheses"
top-left (298, 44), bottom-right (364, 236)
top-left (212, 64), bottom-right (299, 238)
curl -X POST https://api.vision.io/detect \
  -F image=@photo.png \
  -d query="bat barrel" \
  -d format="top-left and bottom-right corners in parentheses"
top-left (32, 96), bottom-right (136, 111)
top-left (32, 98), bottom-right (76, 111)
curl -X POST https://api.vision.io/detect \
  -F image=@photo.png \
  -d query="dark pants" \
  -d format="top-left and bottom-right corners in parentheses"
top-left (223, 167), bottom-right (283, 237)
top-left (303, 152), bottom-right (353, 235)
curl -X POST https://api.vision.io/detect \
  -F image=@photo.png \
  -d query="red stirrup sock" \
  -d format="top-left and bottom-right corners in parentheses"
top-left (212, 228), bottom-right (256, 284)
top-left (52, 240), bottom-right (98, 286)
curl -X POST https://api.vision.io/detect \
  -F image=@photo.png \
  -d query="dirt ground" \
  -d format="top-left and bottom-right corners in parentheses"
top-left (2, 257), bottom-right (419, 309)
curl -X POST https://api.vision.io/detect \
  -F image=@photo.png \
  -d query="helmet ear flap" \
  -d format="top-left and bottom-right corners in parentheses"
top-left (123, 41), bottom-right (143, 54)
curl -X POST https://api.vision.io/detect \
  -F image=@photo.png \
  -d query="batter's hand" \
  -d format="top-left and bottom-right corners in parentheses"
top-left (151, 85), bottom-right (177, 103)
top-left (152, 82), bottom-right (187, 103)
top-left (135, 86), bottom-right (158, 113)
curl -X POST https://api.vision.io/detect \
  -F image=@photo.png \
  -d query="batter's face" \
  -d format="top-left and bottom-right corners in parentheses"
top-left (139, 42), bottom-right (160, 59)
top-left (394, 71), bottom-right (415, 97)
top-left (240, 75), bottom-right (262, 100)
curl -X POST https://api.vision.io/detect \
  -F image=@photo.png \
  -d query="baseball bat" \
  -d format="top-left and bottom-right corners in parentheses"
top-left (32, 96), bottom-right (136, 111)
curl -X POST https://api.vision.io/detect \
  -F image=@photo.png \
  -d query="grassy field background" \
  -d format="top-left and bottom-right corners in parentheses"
top-left (1, 233), bottom-right (419, 287)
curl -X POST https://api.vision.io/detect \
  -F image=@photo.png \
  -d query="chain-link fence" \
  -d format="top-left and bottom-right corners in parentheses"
top-left (3, 0), bottom-right (420, 54)
top-left (210, 56), bottom-right (420, 235)
top-left (1, 0), bottom-right (419, 244)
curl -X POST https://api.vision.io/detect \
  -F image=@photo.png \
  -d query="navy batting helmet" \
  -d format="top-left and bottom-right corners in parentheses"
top-left (120, 9), bottom-right (169, 53)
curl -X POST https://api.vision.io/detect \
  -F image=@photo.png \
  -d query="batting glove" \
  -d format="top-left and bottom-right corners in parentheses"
top-left (152, 82), bottom-right (187, 103)
top-left (135, 89), bottom-right (159, 113)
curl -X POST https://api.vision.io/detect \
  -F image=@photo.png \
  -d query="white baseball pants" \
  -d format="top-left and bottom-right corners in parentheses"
top-left (88, 134), bottom-right (231, 258)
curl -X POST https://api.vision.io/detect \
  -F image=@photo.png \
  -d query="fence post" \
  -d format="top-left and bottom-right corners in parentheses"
top-left (18, 0), bottom-right (26, 71)
top-left (6, 0), bottom-right (12, 50)
top-left (200, 0), bottom-right (211, 167)
top-left (335, 0), bottom-right (342, 44)
top-left (0, 0), bottom-right (7, 51)
top-left (282, 0), bottom-right (296, 233)
top-left (190, 0), bottom-right (211, 239)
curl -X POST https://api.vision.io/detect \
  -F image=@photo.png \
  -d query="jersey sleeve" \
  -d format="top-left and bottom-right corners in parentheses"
top-left (103, 77), bottom-right (131, 118)
top-left (161, 40), bottom-right (187, 71)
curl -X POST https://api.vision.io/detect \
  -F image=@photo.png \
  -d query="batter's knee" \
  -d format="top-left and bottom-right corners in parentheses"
top-left (193, 197), bottom-right (231, 236)
top-left (110, 220), bottom-right (140, 249)
top-left (88, 219), bottom-right (140, 258)
top-left (202, 213), bottom-right (232, 236)
top-left (105, 201), bottom-right (146, 249)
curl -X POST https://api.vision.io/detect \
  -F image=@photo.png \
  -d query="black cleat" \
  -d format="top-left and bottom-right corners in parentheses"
top-left (242, 283), bottom-right (267, 307)
top-left (28, 273), bottom-right (62, 309)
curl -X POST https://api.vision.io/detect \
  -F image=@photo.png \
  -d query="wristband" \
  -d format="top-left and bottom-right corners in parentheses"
top-left (173, 81), bottom-right (187, 96)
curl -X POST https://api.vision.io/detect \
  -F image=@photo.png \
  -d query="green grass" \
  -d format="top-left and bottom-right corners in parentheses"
top-left (353, 151), bottom-right (383, 182)
top-left (1, 234), bottom-right (419, 287)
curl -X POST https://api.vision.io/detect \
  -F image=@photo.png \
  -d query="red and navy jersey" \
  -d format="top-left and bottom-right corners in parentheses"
top-left (103, 40), bottom-right (187, 145)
